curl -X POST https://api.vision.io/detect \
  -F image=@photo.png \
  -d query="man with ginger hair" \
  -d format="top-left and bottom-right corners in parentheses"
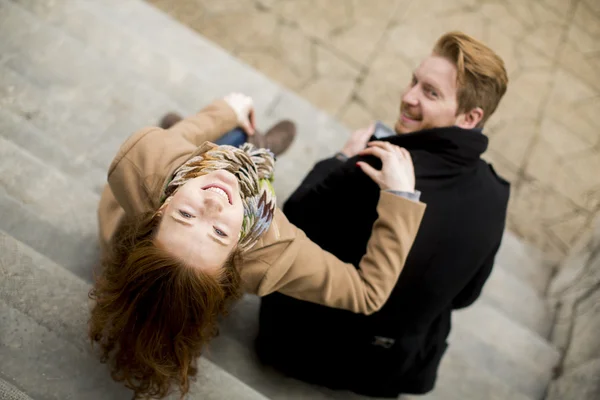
top-left (256, 31), bottom-right (511, 397)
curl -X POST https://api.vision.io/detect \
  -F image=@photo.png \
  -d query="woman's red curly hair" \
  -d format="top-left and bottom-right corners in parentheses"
top-left (89, 211), bottom-right (242, 399)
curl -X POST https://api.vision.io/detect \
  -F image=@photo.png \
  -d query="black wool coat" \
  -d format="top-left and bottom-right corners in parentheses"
top-left (256, 126), bottom-right (510, 397)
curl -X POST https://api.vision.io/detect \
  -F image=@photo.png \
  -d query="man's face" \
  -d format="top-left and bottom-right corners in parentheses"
top-left (395, 55), bottom-right (463, 134)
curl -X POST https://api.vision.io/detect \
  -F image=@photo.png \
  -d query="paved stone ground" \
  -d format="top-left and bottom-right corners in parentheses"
top-left (146, 0), bottom-right (600, 260)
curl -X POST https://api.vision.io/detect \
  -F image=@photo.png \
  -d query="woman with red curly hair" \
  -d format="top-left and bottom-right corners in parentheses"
top-left (90, 93), bottom-right (426, 399)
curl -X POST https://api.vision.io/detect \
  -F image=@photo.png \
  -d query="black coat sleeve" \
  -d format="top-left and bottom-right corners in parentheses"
top-left (451, 243), bottom-right (501, 309)
top-left (285, 156), bottom-right (344, 202)
top-left (283, 154), bottom-right (381, 263)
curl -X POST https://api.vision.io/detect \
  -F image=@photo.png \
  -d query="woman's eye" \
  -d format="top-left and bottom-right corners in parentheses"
top-left (214, 227), bottom-right (228, 237)
top-left (179, 210), bottom-right (193, 219)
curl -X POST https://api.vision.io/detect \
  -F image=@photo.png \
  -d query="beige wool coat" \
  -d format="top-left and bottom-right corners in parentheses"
top-left (98, 100), bottom-right (426, 315)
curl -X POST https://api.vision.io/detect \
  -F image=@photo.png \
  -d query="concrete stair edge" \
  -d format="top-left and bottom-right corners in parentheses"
top-left (496, 231), bottom-right (557, 295)
top-left (0, 376), bottom-right (34, 400)
top-left (450, 301), bottom-right (560, 399)
top-left (403, 348), bottom-right (534, 400)
top-left (0, 107), bottom-right (106, 194)
top-left (482, 264), bottom-right (554, 338)
top-left (0, 136), bottom-right (101, 280)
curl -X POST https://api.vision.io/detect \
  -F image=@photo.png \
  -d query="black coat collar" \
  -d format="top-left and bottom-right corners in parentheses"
top-left (379, 126), bottom-right (488, 180)
top-left (384, 126), bottom-right (488, 167)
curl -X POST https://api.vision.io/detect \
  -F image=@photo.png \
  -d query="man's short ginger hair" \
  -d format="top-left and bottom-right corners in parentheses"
top-left (433, 31), bottom-right (508, 128)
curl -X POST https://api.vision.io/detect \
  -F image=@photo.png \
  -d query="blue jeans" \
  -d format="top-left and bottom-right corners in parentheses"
top-left (215, 127), bottom-right (248, 148)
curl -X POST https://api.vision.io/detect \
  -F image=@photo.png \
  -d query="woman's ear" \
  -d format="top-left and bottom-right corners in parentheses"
top-left (156, 196), bottom-right (172, 217)
top-left (456, 107), bottom-right (484, 129)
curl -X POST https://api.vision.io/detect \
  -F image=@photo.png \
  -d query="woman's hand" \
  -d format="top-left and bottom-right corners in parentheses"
top-left (224, 92), bottom-right (256, 135)
top-left (356, 141), bottom-right (416, 193)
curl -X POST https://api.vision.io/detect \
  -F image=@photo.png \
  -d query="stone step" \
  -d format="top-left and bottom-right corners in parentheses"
top-left (0, 137), bottom-right (100, 281)
top-left (50, 0), bottom-right (351, 204)
top-left (0, 107), bottom-right (106, 195)
top-left (0, 377), bottom-right (33, 400)
top-left (9, 0), bottom-right (238, 118)
top-left (481, 264), bottom-right (554, 338)
top-left (0, 0), bottom-right (182, 175)
top-left (214, 295), bottom-right (544, 400)
top-left (0, 231), bottom-right (271, 400)
top-left (0, 0), bottom-right (348, 205)
top-left (402, 349), bottom-right (532, 400)
top-left (0, 300), bottom-right (132, 400)
top-left (495, 231), bottom-right (556, 295)
top-left (450, 301), bottom-right (560, 399)
top-left (207, 334), bottom-right (363, 400)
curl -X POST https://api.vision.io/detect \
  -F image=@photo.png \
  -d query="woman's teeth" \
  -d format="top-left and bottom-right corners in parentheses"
top-left (206, 187), bottom-right (230, 202)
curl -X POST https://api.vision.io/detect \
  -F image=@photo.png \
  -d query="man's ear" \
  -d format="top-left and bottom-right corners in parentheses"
top-left (456, 107), bottom-right (484, 129)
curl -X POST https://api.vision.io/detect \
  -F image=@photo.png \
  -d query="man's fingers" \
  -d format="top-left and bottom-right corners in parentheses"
top-left (366, 123), bottom-right (376, 136)
top-left (356, 162), bottom-right (379, 182)
top-left (249, 109), bottom-right (256, 132)
top-left (241, 121), bottom-right (255, 135)
top-left (361, 126), bottom-right (374, 140)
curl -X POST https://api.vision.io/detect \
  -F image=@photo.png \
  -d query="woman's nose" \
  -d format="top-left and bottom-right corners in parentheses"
top-left (202, 196), bottom-right (224, 215)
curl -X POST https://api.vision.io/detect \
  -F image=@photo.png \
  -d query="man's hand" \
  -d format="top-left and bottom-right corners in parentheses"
top-left (340, 124), bottom-right (375, 158)
top-left (356, 141), bottom-right (416, 193)
top-left (223, 92), bottom-right (256, 135)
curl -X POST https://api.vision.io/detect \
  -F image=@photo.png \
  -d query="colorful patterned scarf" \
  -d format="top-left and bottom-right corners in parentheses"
top-left (161, 142), bottom-right (276, 252)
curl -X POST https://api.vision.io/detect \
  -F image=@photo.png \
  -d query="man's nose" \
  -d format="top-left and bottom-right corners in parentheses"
top-left (401, 86), bottom-right (419, 106)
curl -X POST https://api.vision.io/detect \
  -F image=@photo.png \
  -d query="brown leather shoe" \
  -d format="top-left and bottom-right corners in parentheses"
top-left (249, 120), bottom-right (296, 156)
top-left (159, 112), bottom-right (183, 129)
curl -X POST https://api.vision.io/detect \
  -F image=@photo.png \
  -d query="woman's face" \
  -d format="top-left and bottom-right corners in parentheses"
top-left (155, 170), bottom-right (244, 273)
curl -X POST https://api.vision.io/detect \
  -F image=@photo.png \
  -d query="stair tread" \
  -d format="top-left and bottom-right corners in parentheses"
top-left (450, 301), bottom-right (560, 399)
top-left (220, 295), bottom-right (554, 400)
top-left (0, 137), bottom-right (100, 280)
top-left (53, 0), bottom-right (351, 203)
top-left (0, 107), bottom-right (106, 194)
top-left (0, 0), bottom-right (181, 170)
top-left (403, 349), bottom-right (533, 400)
top-left (482, 264), bottom-right (553, 337)
top-left (207, 334), bottom-right (362, 400)
top-left (0, 300), bottom-right (131, 400)
top-left (495, 231), bottom-right (555, 294)
top-left (0, 376), bottom-right (34, 400)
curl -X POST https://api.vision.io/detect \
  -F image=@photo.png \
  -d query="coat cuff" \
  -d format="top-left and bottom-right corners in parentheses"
top-left (384, 189), bottom-right (421, 202)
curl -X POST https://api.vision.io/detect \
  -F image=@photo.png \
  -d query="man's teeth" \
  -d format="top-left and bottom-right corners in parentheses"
top-left (206, 187), bottom-right (229, 202)
top-left (404, 112), bottom-right (421, 121)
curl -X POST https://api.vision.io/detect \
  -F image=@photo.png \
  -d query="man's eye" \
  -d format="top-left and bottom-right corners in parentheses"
top-left (179, 210), bottom-right (193, 219)
top-left (428, 89), bottom-right (438, 98)
top-left (214, 227), bottom-right (228, 237)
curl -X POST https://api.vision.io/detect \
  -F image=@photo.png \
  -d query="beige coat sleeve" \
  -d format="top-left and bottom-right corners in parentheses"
top-left (164, 99), bottom-right (239, 147)
top-left (252, 192), bottom-right (426, 315)
top-left (105, 100), bottom-right (239, 215)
